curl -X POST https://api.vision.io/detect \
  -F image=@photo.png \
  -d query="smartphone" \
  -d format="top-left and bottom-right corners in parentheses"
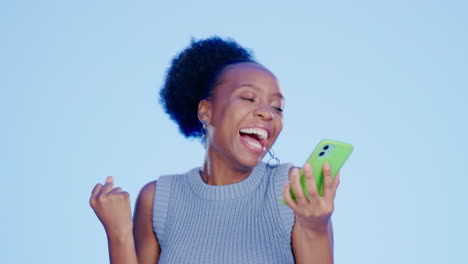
top-left (282, 139), bottom-right (353, 204)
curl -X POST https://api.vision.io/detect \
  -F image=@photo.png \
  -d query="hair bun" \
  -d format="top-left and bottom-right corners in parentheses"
top-left (160, 36), bottom-right (255, 138)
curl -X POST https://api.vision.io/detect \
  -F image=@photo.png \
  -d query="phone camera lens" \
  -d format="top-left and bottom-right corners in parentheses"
top-left (319, 152), bottom-right (325, 157)
top-left (323, 145), bottom-right (329, 150)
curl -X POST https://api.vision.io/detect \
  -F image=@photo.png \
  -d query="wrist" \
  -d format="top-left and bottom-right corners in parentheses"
top-left (105, 225), bottom-right (134, 241)
top-left (299, 224), bottom-right (330, 240)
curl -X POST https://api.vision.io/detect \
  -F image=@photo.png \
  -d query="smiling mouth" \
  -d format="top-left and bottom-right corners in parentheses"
top-left (239, 127), bottom-right (269, 151)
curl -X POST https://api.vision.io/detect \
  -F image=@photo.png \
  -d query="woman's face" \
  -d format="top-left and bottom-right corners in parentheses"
top-left (200, 62), bottom-right (284, 171)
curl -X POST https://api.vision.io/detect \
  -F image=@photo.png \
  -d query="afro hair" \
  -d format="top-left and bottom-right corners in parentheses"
top-left (159, 36), bottom-right (255, 138)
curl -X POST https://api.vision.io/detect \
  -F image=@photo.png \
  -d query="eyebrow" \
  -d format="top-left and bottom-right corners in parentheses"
top-left (239, 84), bottom-right (285, 100)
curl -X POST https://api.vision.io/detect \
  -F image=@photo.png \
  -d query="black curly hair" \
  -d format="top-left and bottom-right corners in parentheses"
top-left (160, 36), bottom-right (256, 138)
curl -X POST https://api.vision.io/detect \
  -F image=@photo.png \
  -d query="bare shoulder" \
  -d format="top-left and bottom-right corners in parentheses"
top-left (137, 180), bottom-right (157, 207)
top-left (134, 181), bottom-right (160, 263)
top-left (134, 180), bottom-right (157, 221)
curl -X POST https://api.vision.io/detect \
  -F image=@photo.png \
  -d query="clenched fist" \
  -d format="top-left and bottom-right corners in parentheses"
top-left (89, 176), bottom-right (133, 236)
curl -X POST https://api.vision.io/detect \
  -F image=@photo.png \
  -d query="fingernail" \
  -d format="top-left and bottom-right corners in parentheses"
top-left (290, 171), bottom-right (295, 182)
top-left (324, 163), bottom-right (330, 171)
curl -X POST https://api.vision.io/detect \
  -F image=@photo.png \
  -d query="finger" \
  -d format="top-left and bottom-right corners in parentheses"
top-left (291, 168), bottom-right (308, 206)
top-left (304, 163), bottom-right (319, 199)
top-left (282, 182), bottom-right (299, 212)
top-left (288, 167), bottom-right (294, 182)
top-left (109, 187), bottom-right (122, 194)
top-left (90, 183), bottom-right (103, 198)
top-left (105, 176), bottom-right (113, 184)
top-left (89, 183), bottom-right (103, 207)
top-left (334, 171), bottom-right (341, 187)
top-left (331, 171), bottom-right (341, 199)
top-left (99, 180), bottom-right (114, 195)
top-left (323, 162), bottom-right (333, 198)
top-left (288, 166), bottom-right (300, 182)
top-left (118, 191), bottom-right (130, 200)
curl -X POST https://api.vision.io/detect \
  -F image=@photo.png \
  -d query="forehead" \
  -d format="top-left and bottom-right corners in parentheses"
top-left (215, 62), bottom-right (282, 95)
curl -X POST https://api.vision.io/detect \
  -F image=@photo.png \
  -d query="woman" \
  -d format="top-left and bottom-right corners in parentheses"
top-left (90, 37), bottom-right (340, 263)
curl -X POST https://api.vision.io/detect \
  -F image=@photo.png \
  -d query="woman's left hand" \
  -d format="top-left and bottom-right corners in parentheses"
top-left (282, 162), bottom-right (340, 235)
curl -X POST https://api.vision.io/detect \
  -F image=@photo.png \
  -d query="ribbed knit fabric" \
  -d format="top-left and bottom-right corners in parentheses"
top-left (153, 162), bottom-right (296, 264)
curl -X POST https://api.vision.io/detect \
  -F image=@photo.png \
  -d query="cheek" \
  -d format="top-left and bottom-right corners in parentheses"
top-left (273, 119), bottom-right (284, 138)
top-left (210, 101), bottom-right (231, 126)
top-left (220, 100), bottom-right (250, 121)
top-left (210, 102), bottom-right (242, 137)
top-left (278, 121), bottom-right (284, 132)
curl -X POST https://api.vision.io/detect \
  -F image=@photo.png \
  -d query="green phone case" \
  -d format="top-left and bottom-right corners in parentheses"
top-left (282, 139), bottom-right (353, 204)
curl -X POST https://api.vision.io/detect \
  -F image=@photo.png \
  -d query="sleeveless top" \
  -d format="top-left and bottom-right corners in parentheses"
top-left (153, 162), bottom-right (295, 264)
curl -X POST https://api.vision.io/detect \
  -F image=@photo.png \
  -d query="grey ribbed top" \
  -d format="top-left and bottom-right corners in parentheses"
top-left (153, 162), bottom-right (295, 264)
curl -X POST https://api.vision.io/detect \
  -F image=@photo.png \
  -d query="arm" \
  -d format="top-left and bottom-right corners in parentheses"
top-left (133, 181), bottom-right (161, 263)
top-left (89, 176), bottom-right (138, 264)
top-left (106, 228), bottom-right (139, 264)
top-left (284, 163), bottom-right (339, 264)
top-left (292, 219), bottom-right (334, 264)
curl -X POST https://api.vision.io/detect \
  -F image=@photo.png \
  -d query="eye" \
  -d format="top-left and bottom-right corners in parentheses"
top-left (273, 106), bottom-right (283, 113)
top-left (241, 97), bottom-right (255, 102)
top-left (272, 101), bottom-right (284, 113)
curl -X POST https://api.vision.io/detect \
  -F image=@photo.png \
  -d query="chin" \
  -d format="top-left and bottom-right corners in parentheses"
top-left (235, 152), bottom-right (266, 171)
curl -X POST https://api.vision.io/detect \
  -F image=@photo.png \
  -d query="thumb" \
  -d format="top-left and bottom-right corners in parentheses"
top-left (105, 176), bottom-right (114, 184)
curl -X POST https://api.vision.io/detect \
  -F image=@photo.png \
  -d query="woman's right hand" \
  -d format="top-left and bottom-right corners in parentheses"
top-left (89, 176), bottom-right (133, 236)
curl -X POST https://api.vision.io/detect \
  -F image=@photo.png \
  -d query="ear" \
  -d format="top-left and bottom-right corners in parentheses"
top-left (198, 99), bottom-right (212, 125)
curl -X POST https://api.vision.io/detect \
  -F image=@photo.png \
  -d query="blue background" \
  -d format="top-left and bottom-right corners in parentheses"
top-left (1, 0), bottom-right (467, 263)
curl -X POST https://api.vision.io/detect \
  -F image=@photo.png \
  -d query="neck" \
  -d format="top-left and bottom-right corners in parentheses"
top-left (201, 147), bottom-right (254, 186)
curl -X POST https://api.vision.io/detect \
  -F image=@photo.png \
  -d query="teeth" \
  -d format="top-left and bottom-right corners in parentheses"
top-left (239, 128), bottom-right (268, 140)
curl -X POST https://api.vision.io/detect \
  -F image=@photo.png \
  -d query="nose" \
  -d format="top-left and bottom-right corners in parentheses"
top-left (255, 105), bottom-right (275, 120)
